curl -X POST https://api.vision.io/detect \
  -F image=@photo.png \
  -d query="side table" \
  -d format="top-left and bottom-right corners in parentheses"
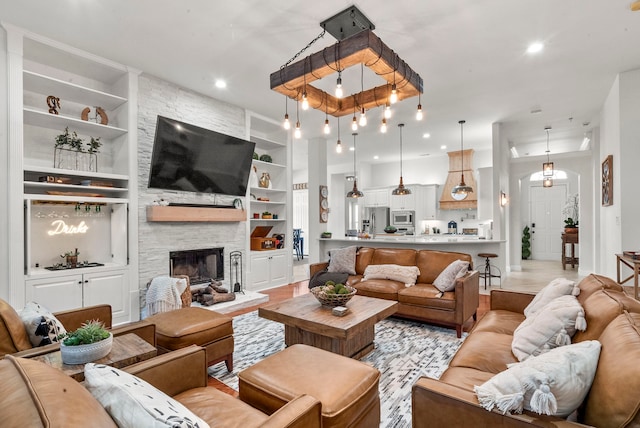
top-left (31, 333), bottom-right (157, 381)
top-left (561, 232), bottom-right (579, 270)
top-left (616, 253), bottom-right (640, 300)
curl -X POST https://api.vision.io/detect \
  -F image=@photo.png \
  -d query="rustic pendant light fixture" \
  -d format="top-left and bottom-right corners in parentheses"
top-left (294, 100), bottom-right (301, 139)
top-left (392, 123), bottom-right (411, 196)
top-left (543, 126), bottom-right (554, 177)
top-left (282, 96), bottom-right (290, 130)
top-left (271, 5), bottom-right (422, 118)
top-left (451, 120), bottom-right (474, 200)
top-left (335, 117), bottom-right (342, 153)
top-left (346, 132), bottom-right (364, 198)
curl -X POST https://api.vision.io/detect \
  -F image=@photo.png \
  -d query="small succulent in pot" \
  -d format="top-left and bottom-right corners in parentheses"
top-left (384, 225), bottom-right (398, 234)
top-left (59, 320), bottom-right (110, 346)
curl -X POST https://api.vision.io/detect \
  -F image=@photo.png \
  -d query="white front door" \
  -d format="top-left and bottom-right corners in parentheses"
top-left (529, 184), bottom-right (566, 260)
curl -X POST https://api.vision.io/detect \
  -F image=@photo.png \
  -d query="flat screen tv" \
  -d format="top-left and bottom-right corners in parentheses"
top-left (148, 116), bottom-right (256, 196)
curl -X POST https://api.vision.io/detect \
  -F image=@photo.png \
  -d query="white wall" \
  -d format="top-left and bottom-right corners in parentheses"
top-left (0, 28), bottom-right (8, 298)
top-left (598, 68), bottom-right (640, 277)
top-left (136, 74), bottom-right (248, 301)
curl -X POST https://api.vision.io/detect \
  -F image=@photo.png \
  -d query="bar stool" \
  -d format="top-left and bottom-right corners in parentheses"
top-left (478, 253), bottom-right (501, 289)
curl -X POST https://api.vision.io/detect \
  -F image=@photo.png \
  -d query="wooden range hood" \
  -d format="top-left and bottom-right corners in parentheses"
top-left (440, 149), bottom-right (477, 210)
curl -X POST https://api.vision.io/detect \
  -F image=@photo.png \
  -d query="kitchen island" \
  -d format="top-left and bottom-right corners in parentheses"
top-left (318, 236), bottom-right (506, 283)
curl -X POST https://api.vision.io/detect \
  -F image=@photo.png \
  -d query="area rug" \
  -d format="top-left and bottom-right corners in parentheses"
top-left (208, 311), bottom-right (467, 428)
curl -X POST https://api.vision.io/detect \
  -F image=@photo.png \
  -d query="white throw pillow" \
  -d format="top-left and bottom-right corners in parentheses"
top-left (362, 264), bottom-right (421, 287)
top-left (433, 260), bottom-right (470, 292)
top-left (524, 278), bottom-right (579, 317)
top-left (84, 363), bottom-right (209, 428)
top-left (327, 246), bottom-right (357, 275)
top-left (474, 340), bottom-right (601, 417)
top-left (512, 295), bottom-right (587, 362)
top-left (19, 301), bottom-right (67, 347)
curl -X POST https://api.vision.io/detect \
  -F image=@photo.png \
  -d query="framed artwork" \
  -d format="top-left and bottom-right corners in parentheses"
top-left (319, 185), bottom-right (329, 223)
top-left (602, 155), bottom-right (613, 206)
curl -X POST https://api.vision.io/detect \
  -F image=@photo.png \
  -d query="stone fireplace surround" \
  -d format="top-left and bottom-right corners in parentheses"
top-left (137, 74), bottom-right (249, 313)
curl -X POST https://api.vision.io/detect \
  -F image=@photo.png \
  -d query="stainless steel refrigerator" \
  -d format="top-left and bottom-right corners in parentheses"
top-left (364, 207), bottom-right (390, 235)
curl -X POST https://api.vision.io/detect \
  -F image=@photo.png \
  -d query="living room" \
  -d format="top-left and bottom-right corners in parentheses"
top-left (1, 2), bottom-right (640, 427)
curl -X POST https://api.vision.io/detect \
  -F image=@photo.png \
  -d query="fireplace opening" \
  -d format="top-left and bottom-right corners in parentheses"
top-left (170, 247), bottom-right (223, 285)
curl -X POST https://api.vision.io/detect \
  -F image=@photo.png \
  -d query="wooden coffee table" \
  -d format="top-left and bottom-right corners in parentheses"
top-left (259, 294), bottom-right (398, 359)
top-left (31, 333), bottom-right (157, 381)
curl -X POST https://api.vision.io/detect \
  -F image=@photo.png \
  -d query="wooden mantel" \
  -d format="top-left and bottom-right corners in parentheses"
top-left (146, 206), bottom-right (246, 222)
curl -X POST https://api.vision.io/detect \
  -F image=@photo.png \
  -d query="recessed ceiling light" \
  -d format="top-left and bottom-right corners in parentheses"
top-left (527, 42), bottom-right (544, 54)
top-left (373, 155), bottom-right (379, 160)
top-left (422, 133), bottom-right (431, 139)
top-left (215, 79), bottom-right (227, 89)
top-left (440, 145), bottom-right (447, 150)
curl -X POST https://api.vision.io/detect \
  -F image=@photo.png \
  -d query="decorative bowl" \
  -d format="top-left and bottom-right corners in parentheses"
top-left (384, 226), bottom-right (397, 234)
top-left (60, 332), bottom-right (113, 365)
top-left (311, 284), bottom-right (357, 307)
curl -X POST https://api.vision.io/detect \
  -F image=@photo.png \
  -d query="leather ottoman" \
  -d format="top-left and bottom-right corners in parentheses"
top-left (146, 307), bottom-right (234, 371)
top-left (238, 344), bottom-right (380, 428)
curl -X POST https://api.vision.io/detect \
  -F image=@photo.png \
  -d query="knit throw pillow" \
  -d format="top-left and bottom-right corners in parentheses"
top-left (524, 278), bottom-right (579, 317)
top-left (327, 246), bottom-right (357, 275)
top-left (512, 295), bottom-right (587, 362)
top-left (475, 340), bottom-right (601, 417)
top-left (362, 264), bottom-right (421, 287)
top-left (433, 260), bottom-right (470, 292)
top-left (19, 301), bottom-right (67, 347)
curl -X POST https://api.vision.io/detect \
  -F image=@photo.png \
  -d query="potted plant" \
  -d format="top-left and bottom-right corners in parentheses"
top-left (262, 211), bottom-right (272, 219)
top-left (522, 226), bottom-right (531, 259)
top-left (59, 320), bottom-right (113, 365)
top-left (562, 193), bottom-right (579, 233)
top-left (61, 249), bottom-right (80, 267)
top-left (54, 127), bottom-right (84, 169)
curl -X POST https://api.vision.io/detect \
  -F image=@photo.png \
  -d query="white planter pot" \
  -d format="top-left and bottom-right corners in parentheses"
top-left (60, 332), bottom-right (113, 365)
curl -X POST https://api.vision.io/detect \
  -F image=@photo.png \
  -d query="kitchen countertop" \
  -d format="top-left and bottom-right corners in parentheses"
top-left (319, 235), bottom-right (505, 244)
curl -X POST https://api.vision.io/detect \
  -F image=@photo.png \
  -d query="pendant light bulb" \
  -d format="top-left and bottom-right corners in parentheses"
top-left (380, 118), bottom-right (388, 133)
top-left (389, 84), bottom-right (398, 104)
top-left (335, 74), bottom-right (343, 98)
top-left (336, 139), bottom-right (342, 153)
top-left (416, 104), bottom-right (423, 121)
top-left (283, 113), bottom-right (291, 130)
top-left (392, 123), bottom-right (411, 196)
top-left (351, 115), bottom-right (358, 131)
top-left (323, 118), bottom-right (331, 135)
top-left (294, 121), bottom-right (301, 139)
top-left (346, 132), bottom-right (364, 198)
top-left (359, 107), bottom-right (367, 127)
top-left (301, 92), bottom-right (309, 110)
top-left (384, 103), bottom-right (392, 119)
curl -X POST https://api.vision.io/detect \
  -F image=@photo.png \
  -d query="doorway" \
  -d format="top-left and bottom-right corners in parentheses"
top-left (529, 184), bottom-right (566, 260)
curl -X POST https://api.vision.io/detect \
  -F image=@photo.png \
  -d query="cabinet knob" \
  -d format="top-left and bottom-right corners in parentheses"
top-left (84, 280), bottom-right (89, 283)
top-left (78, 281), bottom-right (82, 285)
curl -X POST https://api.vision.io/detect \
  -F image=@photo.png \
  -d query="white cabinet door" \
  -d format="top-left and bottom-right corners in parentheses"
top-left (84, 269), bottom-right (129, 324)
top-left (269, 252), bottom-right (287, 286)
top-left (25, 274), bottom-right (83, 312)
top-left (364, 188), bottom-right (390, 207)
top-left (390, 187), bottom-right (416, 211)
top-left (250, 253), bottom-right (271, 290)
top-left (423, 185), bottom-right (438, 220)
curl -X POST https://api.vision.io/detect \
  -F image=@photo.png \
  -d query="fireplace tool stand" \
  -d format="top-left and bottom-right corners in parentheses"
top-left (230, 251), bottom-right (244, 294)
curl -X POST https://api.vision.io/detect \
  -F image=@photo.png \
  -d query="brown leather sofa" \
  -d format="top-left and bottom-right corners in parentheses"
top-left (311, 247), bottom-right (479, 337)
top-left (0, 298), bottom-right (155, 359)
top-left (412, 274), bottom-right (640, 427)
top-left (0, 345), bottom-right (322, 427)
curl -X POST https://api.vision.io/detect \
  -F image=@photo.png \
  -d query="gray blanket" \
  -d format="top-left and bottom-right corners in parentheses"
top-left (308, 270), bottom-right (349, 289)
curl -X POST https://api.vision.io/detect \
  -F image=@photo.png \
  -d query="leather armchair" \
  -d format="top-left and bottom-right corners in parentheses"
top-left (0, 298), bottom-right (155, 359)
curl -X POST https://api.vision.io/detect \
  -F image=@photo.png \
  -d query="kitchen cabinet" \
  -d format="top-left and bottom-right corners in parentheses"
top-left (249, 250), bottom-right (287, 290)
top-left (364, 188), bottom-right (390, 207)
top-left (390, 186), bottom-right (417, 211)
top-left (25, 268), bottom-right (129, 324)
top-left (4, 24), bottom-right (139, 322)
top-left (419, 184), bottom-right (439, 220)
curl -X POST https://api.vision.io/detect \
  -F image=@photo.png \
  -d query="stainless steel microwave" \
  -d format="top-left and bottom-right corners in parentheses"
top-left (391, 210), bottom-right (415, 226)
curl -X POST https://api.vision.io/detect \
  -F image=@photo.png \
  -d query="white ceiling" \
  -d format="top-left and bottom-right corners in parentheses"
top-left (3, 1), bottom-right (640, 169)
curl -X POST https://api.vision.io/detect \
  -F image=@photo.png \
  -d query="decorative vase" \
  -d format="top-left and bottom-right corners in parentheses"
top-left (565, 227), bottom-right (579, 234)
top-left (259, 172), bottom-right (270, 188)
top-left (60, 332), bottom-right (113, 365)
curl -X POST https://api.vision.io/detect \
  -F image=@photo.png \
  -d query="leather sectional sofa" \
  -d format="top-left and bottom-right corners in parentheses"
top-left (412, 273), bottom-right (640, 427)
top-left (310, 247), bottom-right (480, 337)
